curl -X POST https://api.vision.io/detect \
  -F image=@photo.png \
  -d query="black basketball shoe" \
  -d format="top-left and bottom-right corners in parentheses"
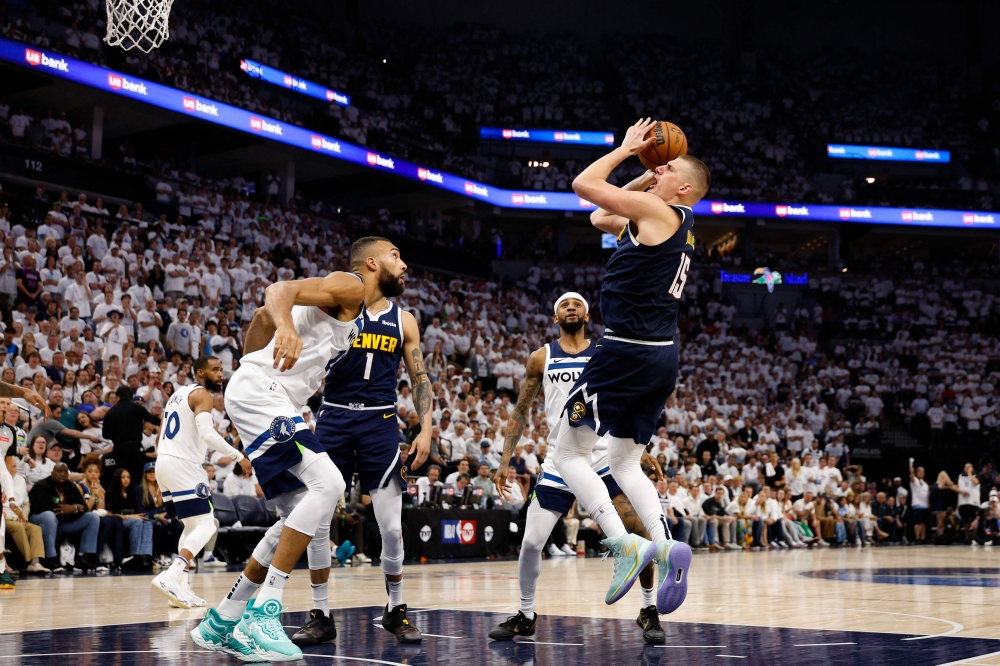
top-left (291, 609), bottom-right (338, 645)
top-left (636, 606), bottom-right (666, 644)
top-left (382, 604), bottom-right (423, 643)
top-left (489, 611), bottom-right (538, 640)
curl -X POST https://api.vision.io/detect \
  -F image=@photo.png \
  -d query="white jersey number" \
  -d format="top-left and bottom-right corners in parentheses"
top-left (668, 254), bottom-right (691, 300)
top-left (363, 352), bottom-right (374, 380)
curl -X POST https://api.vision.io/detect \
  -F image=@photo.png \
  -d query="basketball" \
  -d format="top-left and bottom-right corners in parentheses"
top-left (638, 121), bottom-right (688, 169)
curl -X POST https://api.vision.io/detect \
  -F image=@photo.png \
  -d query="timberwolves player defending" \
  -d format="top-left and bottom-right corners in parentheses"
top-left (292, 237), bottom-right (430, 645)
top-left (489, 293), bottom-right (667, 644)
top-left (558, 118), bottom-right (710, 612)
top-left (191, 271), bottom-right (364, 662)
top-left (152, 355), bottom-right (251, 609)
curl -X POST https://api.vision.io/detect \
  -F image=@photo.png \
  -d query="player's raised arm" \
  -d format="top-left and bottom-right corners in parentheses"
top-left (401, 311), bottom-right (432, 470)
top-left (574, 118), bottom-right (679, 232)
top-left (590, 170), bottom-right (657, 236)
top-left (0, 380), bottom-right (50, 421)
top-left (495, 348), bottom-right (545, 501)
top-left (188, 388), bottom-right (251, 476)
top-left (264, 272), bottom-right (365, 371)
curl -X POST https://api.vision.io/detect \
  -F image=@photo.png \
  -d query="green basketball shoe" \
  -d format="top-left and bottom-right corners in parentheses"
top-left (231, 598), bottom-right (302, 662)
top-left (601, 533), bottom-right (656, 605)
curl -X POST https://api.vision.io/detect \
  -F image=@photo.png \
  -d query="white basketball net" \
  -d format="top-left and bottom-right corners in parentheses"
top-left (104, 0), bottom-right (174, 52)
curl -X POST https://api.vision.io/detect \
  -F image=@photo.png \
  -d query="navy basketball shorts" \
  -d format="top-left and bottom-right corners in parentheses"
top-left (532, 475), bottom-right (625, 515)
top-left (563, 337), bottom-right (679, 446)
top-left (317, 405), bottom-right (408, 495)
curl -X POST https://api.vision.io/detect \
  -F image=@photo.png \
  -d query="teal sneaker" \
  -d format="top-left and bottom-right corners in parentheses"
top-left (231, 598), bottom-right (302, 662)
top-left (190, 607), bottom-right (252, 659)
top-left (601, 534), bottom-right (656, 605)
top-left (654, 539), bottom-right (692, 614)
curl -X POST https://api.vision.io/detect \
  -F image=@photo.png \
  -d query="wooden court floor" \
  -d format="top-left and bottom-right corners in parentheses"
top-left (2, 545), bottom-right (999, 665)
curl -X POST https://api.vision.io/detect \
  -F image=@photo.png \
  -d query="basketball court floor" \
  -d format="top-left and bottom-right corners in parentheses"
top-left (2, 547), bottom-right (999, 665)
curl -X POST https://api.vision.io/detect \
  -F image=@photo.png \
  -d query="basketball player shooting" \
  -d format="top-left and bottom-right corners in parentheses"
top-left (554, 118), bottom-right (710, 613)
top-left (490, 293), bottom-right (669, 644)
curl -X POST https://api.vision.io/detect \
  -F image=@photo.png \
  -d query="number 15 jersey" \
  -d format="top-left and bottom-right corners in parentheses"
top-left (322, 302), bottom-right (404, 409)
top-left (601, 204), bottom-right (694, 341)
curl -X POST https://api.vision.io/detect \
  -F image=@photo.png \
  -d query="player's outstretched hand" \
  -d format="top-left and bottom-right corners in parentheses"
top-left (24, 390), bottom-right (50, 421)
top-left (237, 457), bottom-right (253, 477)
top-left (494, 464), bottom-right (515, 502)
top-left (408, 431), bottom-right (431, 470)
top-left (272, 325), bottom-right (303, 372)
top-left (641, 452), bottom-right (664, 482)
top-left (622, 117), bottom-right (656, 155)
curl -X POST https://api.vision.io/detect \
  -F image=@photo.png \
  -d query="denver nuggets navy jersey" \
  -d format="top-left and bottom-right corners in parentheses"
top-left (323, 302), bottom-right (404, 408)
top-left (601, 205), bottom-right (695, 341)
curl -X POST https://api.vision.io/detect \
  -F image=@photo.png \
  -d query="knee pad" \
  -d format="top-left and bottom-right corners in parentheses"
top-left (370, 486), bottom-right (403, 563)
top-left (251, 517), bottom-right (285, 567)
top-left (179, 512), bottom-right (218, 556)
top-left (300, 449), bottom-right (347, 507)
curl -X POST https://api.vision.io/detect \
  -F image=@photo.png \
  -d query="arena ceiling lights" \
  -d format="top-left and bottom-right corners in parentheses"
top-left (3, 38), bottom-right (994, 229)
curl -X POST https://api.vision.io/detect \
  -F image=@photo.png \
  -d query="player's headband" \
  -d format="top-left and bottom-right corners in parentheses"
top-left (553, 292), bottom-right (589, 315)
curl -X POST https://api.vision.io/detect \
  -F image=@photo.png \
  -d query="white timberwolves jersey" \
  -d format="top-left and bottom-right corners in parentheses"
top-left (538, 340), bottom-right (610, 490)
top-left (239, 302), bottom-right (363, 409)
top-left (158, 383), bottom-right (208, 464)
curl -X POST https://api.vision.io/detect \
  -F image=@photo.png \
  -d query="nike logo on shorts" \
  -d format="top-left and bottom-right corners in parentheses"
top-left (384, 413), bottom-right (395, 419)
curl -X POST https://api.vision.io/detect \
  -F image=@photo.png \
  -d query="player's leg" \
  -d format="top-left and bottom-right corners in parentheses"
top-left (369, 482), bottom-right (423, 642)
top-left (292, 407), bottom-right (357, 646)
top-left (0, 512), bottom-right (11, 590)
top-left (153, 456), bottom-right (214, 607)
top-left (612, 491), bottom-right (664, 645)
top-left (555, 416), bottom-right (654, 604)
top-left (490, 489), bottom-right (563, 640)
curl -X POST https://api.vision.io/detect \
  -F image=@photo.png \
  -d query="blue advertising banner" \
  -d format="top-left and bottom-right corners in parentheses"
top-left (481, 126), bottom-right (615, 146)
top-left (238, 58), bottom-right (350, 107)
top-left (1, 39), bottom-right (993, 228)
top-left (827, 144), bottom-right (950, 163)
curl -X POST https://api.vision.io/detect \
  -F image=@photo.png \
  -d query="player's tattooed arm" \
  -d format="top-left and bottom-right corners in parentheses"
top-left (401, 311), bottom-right (432, 469)
top-left (495, 348), bottom-right (544, 500)
top-left (410, 348), bottom-right (432, 418)
top-left (0, 380), bottom-right (50, 420)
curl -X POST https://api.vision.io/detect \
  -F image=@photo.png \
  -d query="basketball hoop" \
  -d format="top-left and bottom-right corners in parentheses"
top-left (104, 0), bottom-right (174, 52)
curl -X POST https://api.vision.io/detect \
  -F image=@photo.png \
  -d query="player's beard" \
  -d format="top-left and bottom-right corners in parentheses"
top-left (203, 377), bottom-right (223, 392)
top-left (558, 317), bottom-right (583, 334)
top-left (378, 266), bottom-right (405, 297)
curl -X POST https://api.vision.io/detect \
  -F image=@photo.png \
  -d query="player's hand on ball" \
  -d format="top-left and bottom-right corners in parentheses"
top-left (237, 457), bottom-right (253, 477)
top-left (622, 117), bottom-right (657, 155)
top-left (272, 325), bottom-right (303, 371)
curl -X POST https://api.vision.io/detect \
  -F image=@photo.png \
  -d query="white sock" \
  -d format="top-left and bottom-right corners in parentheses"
top-left (592, 500), bottom-right (628, 540)
top-left (311, 582), bottom-right (330, 616)
top-left (0, 558), bottom-right (5, 575)
top-left (642, 587), bottom-right (655, 608)
top-left (181, 568), bottom-right (193, 590)
top-left (387, 578), bottom-right (403, 609)
top-left (217, 573), bottom-right (262, 620)
top-left (254, 566), bottom-right (290, 607)
top-left (519, 591), bottom-right (536, 619)
top-left (166, 555), bottom-right (188, 582)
